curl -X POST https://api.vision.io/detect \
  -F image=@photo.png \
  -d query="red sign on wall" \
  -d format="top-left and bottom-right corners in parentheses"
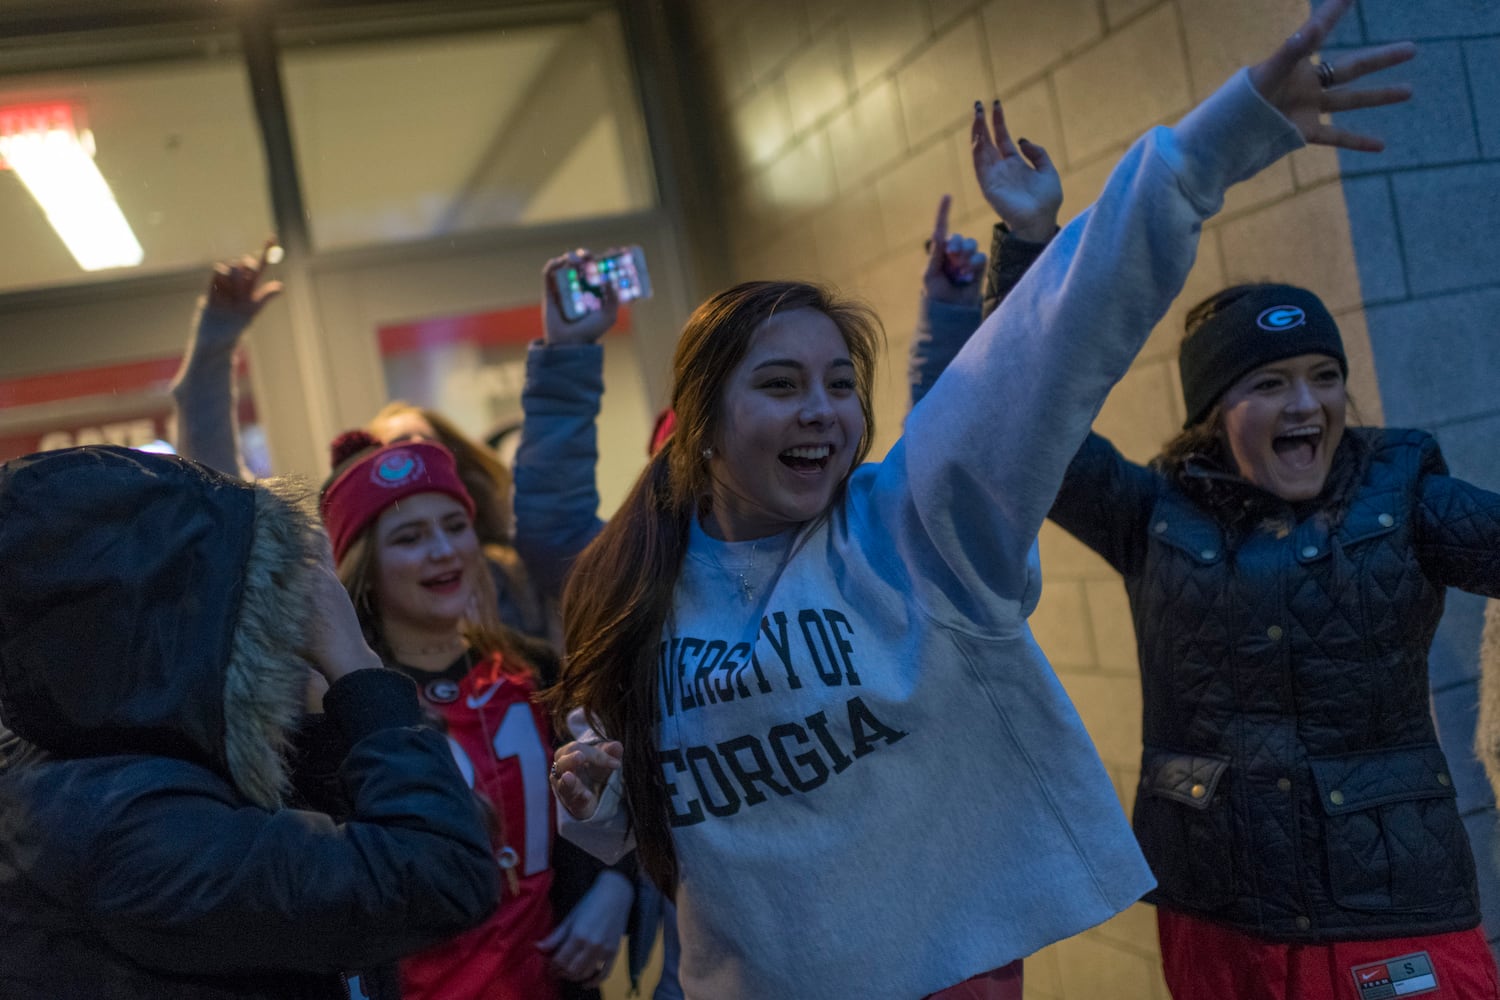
top-left (0, 354), bottom-right (254, 463)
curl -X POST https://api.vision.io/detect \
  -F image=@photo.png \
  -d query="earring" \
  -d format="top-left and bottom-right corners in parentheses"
top-left (702, 446), bottom-right (714, 459)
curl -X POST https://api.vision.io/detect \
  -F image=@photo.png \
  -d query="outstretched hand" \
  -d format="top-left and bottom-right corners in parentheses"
top-left (922, 195), bottom-right (986, 306)
top-left (1248, 0), bottom-right (1415, 151)
top-left (205, 238), bottom-right (283, 321)
top-left (551, 738), bottom-right (624, 820)
top-left (543, 250), bottom-right (619, 347)
top-left (970, 99), bottom-right (1062, 242)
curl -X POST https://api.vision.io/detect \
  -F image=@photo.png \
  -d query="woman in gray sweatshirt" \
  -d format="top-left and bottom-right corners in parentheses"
top-left (546, 4), bottom-right (1414, 997)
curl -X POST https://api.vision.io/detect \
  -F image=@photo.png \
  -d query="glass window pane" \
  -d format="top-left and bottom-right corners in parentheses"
top-left (0, 34), bottom-right (275, 294)
top-left (280, 10), bottom-right (655, 251)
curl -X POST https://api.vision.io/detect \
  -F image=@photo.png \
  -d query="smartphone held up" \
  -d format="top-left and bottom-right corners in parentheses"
top-left (553, 246), bottom-right (652, 322)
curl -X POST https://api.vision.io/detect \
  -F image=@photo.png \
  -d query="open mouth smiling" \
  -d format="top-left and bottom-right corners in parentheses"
top-left (421, 569), bottom-right (463, 592)
top-left (779, 444), bottom-right (832, 472)
top-left (1271, 426), bottom-right (1322, 470)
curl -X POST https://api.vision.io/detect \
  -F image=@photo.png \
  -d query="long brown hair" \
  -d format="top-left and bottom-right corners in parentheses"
top-left (541, 281), bottom-right (881, 892)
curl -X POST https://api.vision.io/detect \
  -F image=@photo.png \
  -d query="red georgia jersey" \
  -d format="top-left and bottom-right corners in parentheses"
top-left (400, 653), bottom-right (559, 1000)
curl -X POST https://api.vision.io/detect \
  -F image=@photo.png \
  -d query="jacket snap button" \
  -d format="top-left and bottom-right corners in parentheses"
top-left (1301, 545), bottom-right (1318, 558)
top-left (1154, 521), bottom-right (1168, 534)
top-left (1267, 625), bottom-right (1284, 640)
top-left (1329, 790), bottom-right (1345, 806)
top-left (1189, 783), bottom-right (1206, 799)
top-left (1296, 916), bottom-right (1311, 931)
top-left (1277, 778), bottom-right (1292, 792)
top-left (1378, 513), bottom-right (1394, 527)
top-left (1438, 772), bottom-right (1451, 787)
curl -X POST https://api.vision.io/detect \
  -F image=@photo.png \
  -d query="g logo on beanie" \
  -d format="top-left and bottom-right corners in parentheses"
top-left (1256, 306), bottom-right (1307, 331)
top-left (1178, 284), bottom-right (1346, 429)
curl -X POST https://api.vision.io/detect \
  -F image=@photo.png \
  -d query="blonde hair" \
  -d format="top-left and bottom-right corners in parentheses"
top-left (336, 511), bottom-right (536, 673)
top-left (369, 400), bottom-right (543, 635)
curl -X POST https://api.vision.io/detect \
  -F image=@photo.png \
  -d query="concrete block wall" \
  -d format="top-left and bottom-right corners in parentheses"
top-left (1329, 0), bottom-right (1500, 956)
top-left (677, 0), bottom-right (1489, 995)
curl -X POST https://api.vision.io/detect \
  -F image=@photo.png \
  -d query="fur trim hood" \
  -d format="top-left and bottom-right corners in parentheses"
top-left (1477, 599), bottom-right (1500, 804)
top-left (0, 447), bottom-right (324, 809)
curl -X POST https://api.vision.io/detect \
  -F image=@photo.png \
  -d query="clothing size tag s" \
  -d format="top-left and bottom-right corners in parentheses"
top-left (1350, 951), bottom-right (1438, 998)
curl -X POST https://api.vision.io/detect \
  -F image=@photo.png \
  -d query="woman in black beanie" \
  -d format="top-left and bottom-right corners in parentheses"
top-left (1049, 284), bottom-right (1500, 995)
top-left (912, 86), bottom-right (1500, 993)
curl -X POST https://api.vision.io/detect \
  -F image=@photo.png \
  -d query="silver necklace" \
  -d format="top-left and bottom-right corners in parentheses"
top-left (702, 535), bottom-right (764, 602)
top-left (732, 538), bottom-right (761, 602)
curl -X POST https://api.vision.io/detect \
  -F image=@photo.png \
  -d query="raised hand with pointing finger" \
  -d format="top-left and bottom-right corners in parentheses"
top-left (922, 194), bottom-right (987, 308)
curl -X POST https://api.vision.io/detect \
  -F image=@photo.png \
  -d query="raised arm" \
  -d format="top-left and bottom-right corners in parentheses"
top-left (910, 104), bottom-right (1064, 407)
top-left (971, 97), bottom-right (1062, 320)
top-left (890, 2), bottom-right (1412, 605)
top-left (169, 241), bottom-right (281, 479)
top-left (971, 123), bottom-right (1160, 573)
top-left (514, 251), bottom-right (620, 598)
top-left (909, 195), bottom-right (986, 409)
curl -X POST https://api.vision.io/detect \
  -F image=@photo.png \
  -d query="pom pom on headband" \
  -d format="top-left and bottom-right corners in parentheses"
top-left (329, 429), bottom-right (382, 471)
top-left (319, 437), bottom-right (475, 565)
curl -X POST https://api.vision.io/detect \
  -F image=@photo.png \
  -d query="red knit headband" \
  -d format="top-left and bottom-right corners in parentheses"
top-left (320, 439), bottom-right (475, 564)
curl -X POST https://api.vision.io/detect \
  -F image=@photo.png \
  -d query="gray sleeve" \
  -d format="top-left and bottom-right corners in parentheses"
top-left (873, 69), bottom-right (1303, 617)
top-left (513, 341), bottom-right (609, 599)
top-left (908, 298), bottom-right (982, 410)
top-left (557, 769), bottom-right (636, 865)
top-left (169, 304), bottom-right (253, 479)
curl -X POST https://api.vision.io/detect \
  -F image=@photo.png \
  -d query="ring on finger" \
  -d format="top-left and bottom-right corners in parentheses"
top-left (1316, 59), bottom-right (1337, 89)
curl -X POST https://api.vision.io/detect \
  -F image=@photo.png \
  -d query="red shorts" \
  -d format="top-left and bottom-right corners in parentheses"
top-left (1158, 907), bottom-right (1499, 1000)
top-left (925, 960), bottom-right (1023, 1000)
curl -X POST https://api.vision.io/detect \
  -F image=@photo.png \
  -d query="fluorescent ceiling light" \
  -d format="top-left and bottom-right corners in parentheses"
top-left (0, 106), bottom-right (143, 272)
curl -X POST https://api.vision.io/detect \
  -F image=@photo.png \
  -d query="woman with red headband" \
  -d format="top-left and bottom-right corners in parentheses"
top-left (320, 434), bottom-right (633, 1000)
top-left (168, 247), bottom-right (547, 643)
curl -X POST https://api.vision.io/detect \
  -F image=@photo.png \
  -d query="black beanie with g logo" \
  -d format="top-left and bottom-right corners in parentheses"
top-left (1177, 284), bottom-right (1346, 428)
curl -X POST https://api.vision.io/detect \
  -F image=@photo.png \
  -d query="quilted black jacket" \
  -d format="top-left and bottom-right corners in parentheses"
top-left (1051, 426), bottom-right (1500, 940)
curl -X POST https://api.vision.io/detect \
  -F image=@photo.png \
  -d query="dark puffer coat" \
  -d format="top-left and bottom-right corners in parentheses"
top-left (1052, 427), bottom-right (1500, 941)
top-left (0, 447), bottom-right (498, 1000)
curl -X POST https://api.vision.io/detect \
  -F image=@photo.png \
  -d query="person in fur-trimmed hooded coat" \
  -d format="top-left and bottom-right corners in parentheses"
top-left (0, 446), bottom-right (499, 1000)
top-left (1478, 601), bottom-right (1500, 802)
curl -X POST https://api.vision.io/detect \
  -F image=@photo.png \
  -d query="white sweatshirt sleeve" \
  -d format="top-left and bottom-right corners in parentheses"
top-left (881, 69), bottom-right (1303, 616)
top-left (557, 769), bottom-right (636, 865)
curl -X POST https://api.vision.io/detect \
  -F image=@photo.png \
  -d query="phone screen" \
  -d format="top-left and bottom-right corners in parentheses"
top-left (558, 246), bottom-right (650, 321)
